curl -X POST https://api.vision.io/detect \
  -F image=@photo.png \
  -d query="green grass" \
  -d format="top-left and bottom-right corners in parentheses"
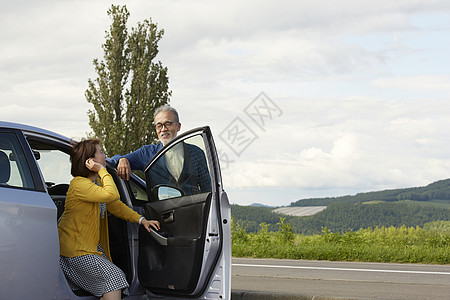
top-left (232, 218), bottom-right (450, 264)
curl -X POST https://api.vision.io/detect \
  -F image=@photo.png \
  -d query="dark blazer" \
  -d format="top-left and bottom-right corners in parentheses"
top-left (148, 142), bottom-right (211, 196)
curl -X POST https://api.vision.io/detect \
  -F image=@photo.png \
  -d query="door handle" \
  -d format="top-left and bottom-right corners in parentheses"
top-left (161, 211), bottom-right (174, 223)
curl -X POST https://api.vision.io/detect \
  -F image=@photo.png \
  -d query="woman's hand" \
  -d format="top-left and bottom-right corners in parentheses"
top-left (85, 158), bottom-right (105, 173)
top-left (141, 219), bottom-right (160, 232)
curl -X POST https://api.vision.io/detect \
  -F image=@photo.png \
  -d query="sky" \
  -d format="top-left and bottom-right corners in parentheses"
top-left (2, 0), bottom-right (450, 206)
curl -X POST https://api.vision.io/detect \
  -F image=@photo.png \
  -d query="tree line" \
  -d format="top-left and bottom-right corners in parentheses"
top-left (290, 178), bottom-right (450, 206)
top-left (231, 202), bottom-right (450, 235)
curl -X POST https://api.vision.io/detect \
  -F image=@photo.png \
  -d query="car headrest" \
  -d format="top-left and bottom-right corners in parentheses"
top-left (0, 151), bottom-right (11, 184)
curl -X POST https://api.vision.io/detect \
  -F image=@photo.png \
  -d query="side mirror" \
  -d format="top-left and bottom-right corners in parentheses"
top-left (152, 185), bottom-right (183, 200)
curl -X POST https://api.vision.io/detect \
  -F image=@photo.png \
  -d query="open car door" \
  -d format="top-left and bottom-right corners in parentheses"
top-left (139, 126), bottom-right (231, 299)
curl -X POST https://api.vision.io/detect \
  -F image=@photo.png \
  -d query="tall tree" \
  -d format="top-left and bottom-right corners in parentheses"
top-left (86, 5), bottom-right (171, 156)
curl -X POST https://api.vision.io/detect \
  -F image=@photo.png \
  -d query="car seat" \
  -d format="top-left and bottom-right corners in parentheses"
top-left (0, 150), bottom-right (11, 185)
top-left (48, 184), bottom-right (70, 220)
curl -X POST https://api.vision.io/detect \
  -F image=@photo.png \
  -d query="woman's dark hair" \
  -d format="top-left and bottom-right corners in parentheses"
top-left (70, 139), bottom-right (101, 177)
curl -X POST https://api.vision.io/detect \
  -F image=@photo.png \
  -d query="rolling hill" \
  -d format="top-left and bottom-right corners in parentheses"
top-left (290, 178), bottom-right (450, 207)
top-left (231, 179), bottom-right (450, 234)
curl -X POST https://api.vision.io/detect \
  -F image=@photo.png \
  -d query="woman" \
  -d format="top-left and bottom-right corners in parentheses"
top-left (58, 139), bottom-right (159, 300)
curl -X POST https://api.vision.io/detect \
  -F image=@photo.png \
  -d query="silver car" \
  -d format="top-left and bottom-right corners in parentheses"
top-left (0, 121), bottom-right (231, 300)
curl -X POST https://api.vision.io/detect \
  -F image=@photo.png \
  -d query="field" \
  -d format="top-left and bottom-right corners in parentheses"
top-left (273, 206), bottom-right (327, 216)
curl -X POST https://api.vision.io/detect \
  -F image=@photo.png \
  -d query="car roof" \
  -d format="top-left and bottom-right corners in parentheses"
top-left (0, 121), bottom-right (73, 144)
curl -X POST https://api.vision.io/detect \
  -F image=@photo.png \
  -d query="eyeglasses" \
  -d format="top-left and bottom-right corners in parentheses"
top-left (155, 121), bottom-right (178, 131)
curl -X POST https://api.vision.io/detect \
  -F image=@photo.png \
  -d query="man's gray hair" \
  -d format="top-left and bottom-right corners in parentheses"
top-left (154, 105), bottom-right (179, 122)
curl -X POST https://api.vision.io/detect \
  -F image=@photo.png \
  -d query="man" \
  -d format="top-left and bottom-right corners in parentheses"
top-left (111, 105), bottom-right (181, 181)
top-left (110, 105), bottom-right (211, 195)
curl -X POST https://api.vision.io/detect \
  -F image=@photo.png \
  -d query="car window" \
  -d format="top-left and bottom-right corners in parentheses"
top-left (0, 132), bottom-right (35, 189)
top-left (28, 140), bottom-right (72, 192)
top-left (146, 134), bottom-right (212, 201)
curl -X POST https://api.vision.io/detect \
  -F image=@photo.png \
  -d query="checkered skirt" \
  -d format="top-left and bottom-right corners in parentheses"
top-left (60, 244), bottom-right (129, 297)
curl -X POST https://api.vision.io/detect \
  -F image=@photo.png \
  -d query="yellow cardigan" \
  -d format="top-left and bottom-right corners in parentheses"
top-left (58, 168), bottom-right (141, 260)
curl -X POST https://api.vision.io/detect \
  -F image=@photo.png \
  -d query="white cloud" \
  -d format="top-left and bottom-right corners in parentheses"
top-left (371, 74), bottom-right (450, 91)
top-left (220, 93), bottom-right (450, 203)
top-left (2, 0), bottom-right (450, 205)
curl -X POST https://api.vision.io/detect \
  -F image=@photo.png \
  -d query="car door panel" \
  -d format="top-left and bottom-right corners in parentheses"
top-left (0, 129), bottom-right (59, 299)
top-left (138, 192), bottom-right (211, 293)
top-left (138, 127), bottom-right (231, 299)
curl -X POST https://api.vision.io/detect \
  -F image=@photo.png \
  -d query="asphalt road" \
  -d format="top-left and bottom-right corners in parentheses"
top-left (231, 257), bottom-right (450, 300)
